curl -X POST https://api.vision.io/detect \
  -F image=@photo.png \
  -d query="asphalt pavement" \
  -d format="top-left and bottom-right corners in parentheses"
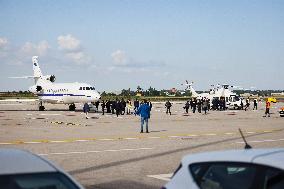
top-left (0, 101), bottom-right (283, 189)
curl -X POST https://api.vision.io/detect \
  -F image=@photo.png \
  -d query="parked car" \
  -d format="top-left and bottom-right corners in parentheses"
top-left (0, 148), bottom-right (84, 189)
top-left (162, 148), bottom-right (284, 189)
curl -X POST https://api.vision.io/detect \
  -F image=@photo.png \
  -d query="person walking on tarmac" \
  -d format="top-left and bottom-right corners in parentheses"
top-left (101, 100), bottom-right (105, 115)
top-left (83, 102), bottom-right (90, 119)
top-left (264, 99), bottom-right (271, 117)
top-left (134, 99), bottom-right (139, 112)
top-left (95, 101), bottom-right (100, 112)
top-left (245, 98), bottom-right (250, 111)
top-left (192, 98), bottom-right (197, 113)
top-left (115, 100), bottom-right (122, 117)
top-left (165, 100), bottom-right (172, 115)
top-left (136, 99), bottom-right (150, 133)
top-left (184, 101), bottom-right (190, 114)
top-left (202, 98), bottom-right (208, 114)
top-left (253, 99), bottom-right (258, 110)
top-left (197, 99), bottom-right (202, 113)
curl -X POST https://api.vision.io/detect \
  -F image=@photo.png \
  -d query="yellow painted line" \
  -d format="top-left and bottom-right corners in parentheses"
top-left (0, 129), bottom-right (282, 145)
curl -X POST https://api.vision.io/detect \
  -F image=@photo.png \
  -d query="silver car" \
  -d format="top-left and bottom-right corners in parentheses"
top-left (0, 148), bottom-right (84, 189)
top-left (163, 148), bottom-right (284, 189)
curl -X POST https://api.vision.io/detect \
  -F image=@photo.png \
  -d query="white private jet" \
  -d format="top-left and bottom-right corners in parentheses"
top-left (10, 56), bottom-right (100, 111)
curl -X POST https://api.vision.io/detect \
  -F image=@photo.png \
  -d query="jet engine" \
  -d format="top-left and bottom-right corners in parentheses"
top-left (42, 75), bottom-right (56, 83)
top-left (29, 85), bottom-right (43, 93)
top-left (49, 75), bottom-right (56, 82)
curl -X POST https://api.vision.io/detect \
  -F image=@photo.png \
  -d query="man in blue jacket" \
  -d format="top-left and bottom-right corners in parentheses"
top-left (136, 99), bottom-right (150, 133)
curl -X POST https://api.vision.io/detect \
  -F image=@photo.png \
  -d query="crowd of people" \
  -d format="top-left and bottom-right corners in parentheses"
top-left (82, 97), bottom-right (272, 131)
top-left (83, 99), bottom-right (152, 118)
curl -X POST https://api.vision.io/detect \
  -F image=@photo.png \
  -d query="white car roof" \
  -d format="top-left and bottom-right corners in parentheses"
top-left (182, 148), bottom-right (284, 170)
top-left (0, 148), bottom-right (57, 175)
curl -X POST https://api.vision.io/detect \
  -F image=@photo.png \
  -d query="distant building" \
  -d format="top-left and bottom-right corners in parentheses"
top-left (240, 93), bottom-right (259, 98)
top-left (271, 92), bottom-right (284, 96)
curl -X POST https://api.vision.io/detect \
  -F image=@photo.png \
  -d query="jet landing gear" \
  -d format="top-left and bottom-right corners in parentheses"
top-left (39, 101), bottom-right (45, 111)
top-left (69, 104), bottom-right (76, 111)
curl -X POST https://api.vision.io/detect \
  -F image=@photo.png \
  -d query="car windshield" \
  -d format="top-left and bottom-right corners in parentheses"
top-left (0, 172), bottom-right (80, 189)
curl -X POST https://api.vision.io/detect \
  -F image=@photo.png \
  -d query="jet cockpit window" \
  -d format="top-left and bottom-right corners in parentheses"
top-left (79, 87), bottom-right (82, 90)
top-left (86, 87), bottom-right (90, 90)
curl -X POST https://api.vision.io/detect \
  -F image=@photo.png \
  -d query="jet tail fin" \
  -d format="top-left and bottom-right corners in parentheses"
top-left (32, 56), bottom-right (43, 78)
top-left (9, 56), bottom-right (42, 84)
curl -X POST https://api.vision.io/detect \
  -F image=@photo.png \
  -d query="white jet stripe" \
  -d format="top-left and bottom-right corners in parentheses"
top-left (38, 147), bottom-right (153, 156)
top-left (148, 137), bottom-right (161, 139)
top-left (147, 173), bottom-right (173, 181)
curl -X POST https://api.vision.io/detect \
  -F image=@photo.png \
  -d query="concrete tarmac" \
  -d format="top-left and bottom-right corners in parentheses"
top-left (0, 101), bottom-right (283, 189)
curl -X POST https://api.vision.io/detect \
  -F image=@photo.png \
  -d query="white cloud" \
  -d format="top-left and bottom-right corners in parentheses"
top-left (111, 50), bottom-right (127, 65)
top-left (57, 34), bottom-right (81, 51)
top-left (20, 41), bottom-right (49, 56)
top-left (65, 51), bottom-right (91, 65)
top-left (57, 34), bottom-right (92, 65)
top-left (0, 37), bottom-right (8, 49)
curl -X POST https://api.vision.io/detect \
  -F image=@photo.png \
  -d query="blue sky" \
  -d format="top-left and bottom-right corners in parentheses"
top-left (0, 0), bottom-right (283, 92)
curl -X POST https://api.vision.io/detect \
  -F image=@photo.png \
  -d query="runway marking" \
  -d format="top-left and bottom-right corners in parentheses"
top-left (236, 138), bottom-right (284, 144)
top-left (40, 114), bottom-right (62, 116)
top-left (187, 134), bottom-right (198, 137)
top-left (169, 136), bottom-right (180, 138)
top-left (148, 136), bottom-right (161, 139)
top-left (38, 147), bottom-right (153, 156)
top-left (225, 132), bottom-right (234, 135)
top-left (147, 173), bottom-right (172, 181)
top-left (204, 133), bottom-right (217, 136)
top-left (0, 129), bottom-right (282, 145)
top-left (124, 137), bottom-right (138, 140)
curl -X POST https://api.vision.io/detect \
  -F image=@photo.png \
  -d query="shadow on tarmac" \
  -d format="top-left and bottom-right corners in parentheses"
top-left (149, 130), bottom-right (167, 133)
top-left (70, 131), bottom-right (275, 176)
top-left (86, 180), bottom-right (156, 189)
